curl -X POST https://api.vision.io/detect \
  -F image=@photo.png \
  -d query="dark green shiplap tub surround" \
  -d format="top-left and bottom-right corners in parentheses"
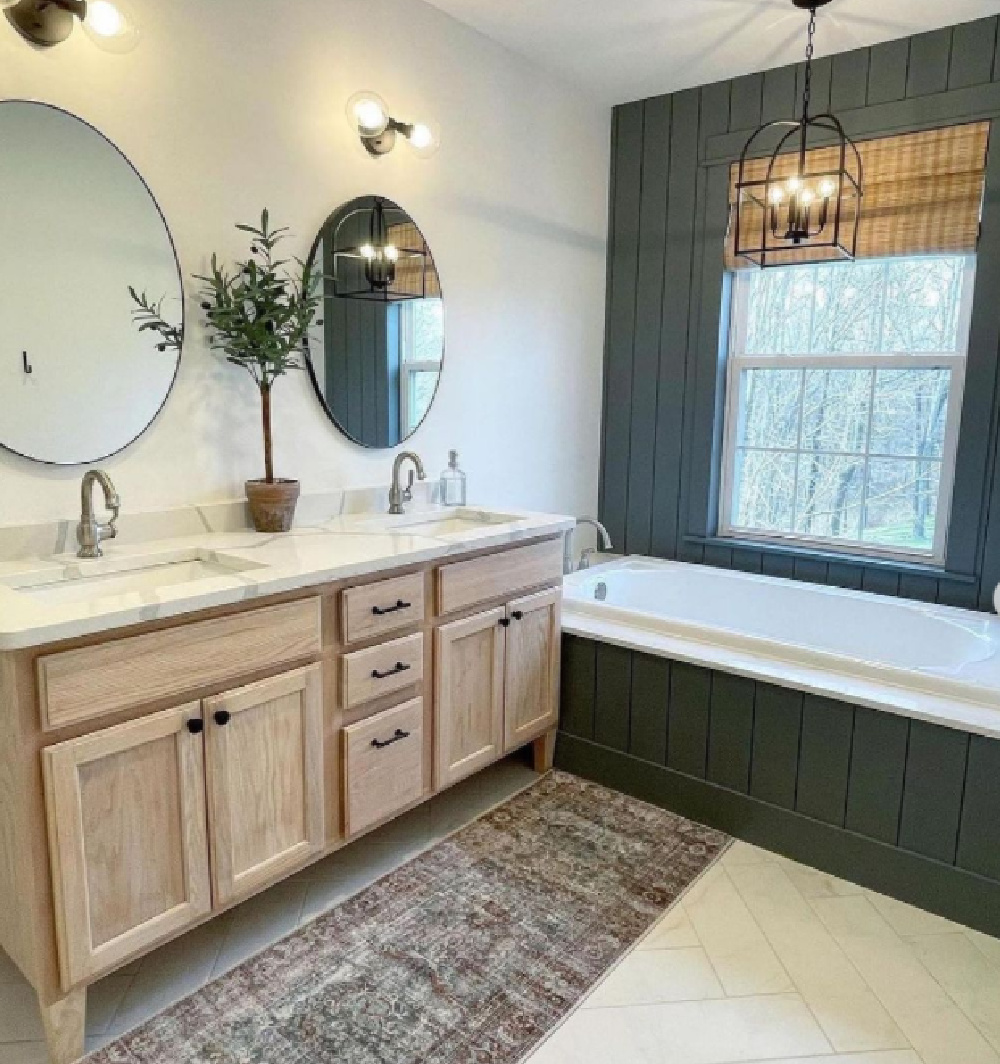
top-left (599, 13), bottom-right (1000, 612)
top-left (555, 634), bottom-right (1000, 938)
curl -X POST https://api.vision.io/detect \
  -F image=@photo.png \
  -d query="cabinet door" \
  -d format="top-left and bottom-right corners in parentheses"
top-left (43, 705), bottom-right (211, 990)
top-left (434, 607), bottom-right (506, 788)
top-left (205, 664), bottom-right (324, 906)
top-left (504, 587), bottom-right (562, 753)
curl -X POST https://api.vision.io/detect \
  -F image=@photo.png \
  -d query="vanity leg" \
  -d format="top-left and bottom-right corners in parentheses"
top-left (532, 728), bottom-right (557, 773)
top-left (39, 987), bottom-right (86, 1064)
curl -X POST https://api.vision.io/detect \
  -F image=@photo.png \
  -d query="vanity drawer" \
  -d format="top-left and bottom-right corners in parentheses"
top-left (38, 598), bottom-right (322, 731)
top-left (341, 572), bottom-right (425, 645)
top-left (341, 632), bottom-right (424, 710)
top-left (343, 697), bottom-right (425, 836)
top-left (436, 538), bottom-right (563, 616)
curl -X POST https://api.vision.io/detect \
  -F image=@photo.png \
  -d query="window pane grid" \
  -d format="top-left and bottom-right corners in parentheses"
top-left (722, 255), bottom-right (972, 562)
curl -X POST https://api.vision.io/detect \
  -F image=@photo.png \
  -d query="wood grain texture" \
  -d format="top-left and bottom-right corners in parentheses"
top-left (205, 665), bottom-right (325, 907)
top-left (43, 705), bottom-right (211, 990)
top-left (436, 538), bottom-right (563, 616)
top-left (341, 632), bottom-right (424, 710)
top-left (503, 587), bottom-right (561, 753)
top-left (38, 985), bottom-right (86, 1064)
top-left (434, 607), bottom-right (505, 789)
top-left (38, 598), bottom-right (322, 730)
top-left (340, 572), bottom-right (425, 645)
top-left (343, 697), bottom-right (425, 836)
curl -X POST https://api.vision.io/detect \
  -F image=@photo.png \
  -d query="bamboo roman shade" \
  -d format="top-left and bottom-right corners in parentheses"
top-left (387, 221), bottom-right (442, 298)
top-left (726, 121), bottom-right (990, 268)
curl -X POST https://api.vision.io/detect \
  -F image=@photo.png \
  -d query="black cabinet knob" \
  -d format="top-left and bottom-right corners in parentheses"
top-left (498, 617), bottom-right (511, 628)
top-left (214, 709), bottom-right (232, 727)
top-left (186, 718), bottom-right (204, 735)
top-left (512, 610), bottom-right (524, 620)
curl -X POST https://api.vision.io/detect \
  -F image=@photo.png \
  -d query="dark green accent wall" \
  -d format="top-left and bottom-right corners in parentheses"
top-left (557, 634), bottom-right (1000, 937)
top-left (600, 16), bottom-right (1000, 610)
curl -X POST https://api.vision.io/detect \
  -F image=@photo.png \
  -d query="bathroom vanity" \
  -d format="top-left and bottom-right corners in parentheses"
top-left (0, 508), bottom-right (569, 1063)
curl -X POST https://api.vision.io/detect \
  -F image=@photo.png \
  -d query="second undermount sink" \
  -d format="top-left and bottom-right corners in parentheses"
top-left (0, 549), bottom-right (267, 607)
top-left (357, 508), bottom-right (522, 539)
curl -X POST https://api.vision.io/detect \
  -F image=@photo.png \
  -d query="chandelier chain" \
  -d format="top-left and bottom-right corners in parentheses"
top-left (802, 5), bottom-right (816, 118)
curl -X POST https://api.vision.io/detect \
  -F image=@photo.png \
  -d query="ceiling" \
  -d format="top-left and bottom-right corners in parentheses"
top-left (420, 0), bottom-right (1000, 105)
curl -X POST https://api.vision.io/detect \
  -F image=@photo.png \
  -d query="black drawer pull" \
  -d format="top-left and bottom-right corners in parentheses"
top-left (214, 709), bottom-right (232, 727)
top-left (372, 599), bottom-right (411, 616)
top-left (498, 617), bottom-right (511, 628)
top-left (186, 718), bottom-right (204, 735)
top-left (512, 610), bottom-right (524, 620)
top-left (371, 728), bottom-right (410, 750)
top-left (372, 661), bottom-right (412, 680)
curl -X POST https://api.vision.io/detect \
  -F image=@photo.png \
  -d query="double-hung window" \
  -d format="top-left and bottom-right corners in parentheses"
top-left (398, 297), bottom-right (444, 437)
top-left (720, 254), bottom-right (975, 563)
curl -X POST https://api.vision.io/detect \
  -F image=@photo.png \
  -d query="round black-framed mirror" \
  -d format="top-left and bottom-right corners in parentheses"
top-left (304, 195), bottom-right (444, 449)
top-left (0, 100), bottom-right (183, 466)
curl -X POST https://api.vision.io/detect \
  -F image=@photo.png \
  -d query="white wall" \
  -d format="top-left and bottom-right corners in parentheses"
top-left (0, 0), bottom-right (609, 526)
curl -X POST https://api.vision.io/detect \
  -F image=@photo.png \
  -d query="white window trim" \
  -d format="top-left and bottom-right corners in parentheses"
top-left (718, 257), bottom-right (976, 565)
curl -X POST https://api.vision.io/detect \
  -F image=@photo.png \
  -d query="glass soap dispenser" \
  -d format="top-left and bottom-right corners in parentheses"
top-left (440, 450), bottom-right (467, 507)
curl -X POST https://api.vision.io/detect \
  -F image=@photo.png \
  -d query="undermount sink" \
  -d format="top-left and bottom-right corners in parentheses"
top-left (357, 508), bottom-right (522, 538)
top-left (0, 549), bottom-right (266, 606)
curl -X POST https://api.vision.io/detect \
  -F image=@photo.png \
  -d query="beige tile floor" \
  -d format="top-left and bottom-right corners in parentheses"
top-left (0, 761), bottom-right (997, 1064)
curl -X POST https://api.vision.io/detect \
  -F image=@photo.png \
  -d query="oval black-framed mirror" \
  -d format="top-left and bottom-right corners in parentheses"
top-left (0, 101), bottom-right (183, 466)
top-left (304, 195), bottom-right (444, 449)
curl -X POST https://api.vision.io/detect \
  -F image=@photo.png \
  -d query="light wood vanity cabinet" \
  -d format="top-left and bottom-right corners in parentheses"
top-left (0, 532), bottom-right (563, 1064)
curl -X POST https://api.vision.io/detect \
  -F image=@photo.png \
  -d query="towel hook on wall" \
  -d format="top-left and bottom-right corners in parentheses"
top-left (21, 351), bottom-right (32, 375)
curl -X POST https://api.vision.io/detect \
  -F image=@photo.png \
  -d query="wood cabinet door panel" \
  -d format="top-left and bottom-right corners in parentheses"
top-left (434, 607), bottom-right (506, 788)
top-left (503, 588), bottom-right (561, 753)
top-left (43, 705), bottom-right (211, 990)
top-left (205, 665), bottom-right (324, 906)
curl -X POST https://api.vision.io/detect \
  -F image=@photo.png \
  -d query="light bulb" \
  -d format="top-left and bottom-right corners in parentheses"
top-left (799, 188), bottom-right (815, 206)
top-left (404, 119), bottom-right (440, 158)
top-left (769, 187), bottom-right (785, 205)
top-left (384, 245), bottom-right (399, 263)
top-left (360, 244), bottom-right (376, 260)
top-left (82, 0), bottom-right (139, 53)
top-left (786, 175), bottom-right (802, 194)
top-left (818, 178), bottom-right (837, 199)
top-left (346, 92), bottom-right (390, 138)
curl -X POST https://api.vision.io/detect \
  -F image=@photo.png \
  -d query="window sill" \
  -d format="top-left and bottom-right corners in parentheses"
top-left (685, 534), bottom-right (977, 584)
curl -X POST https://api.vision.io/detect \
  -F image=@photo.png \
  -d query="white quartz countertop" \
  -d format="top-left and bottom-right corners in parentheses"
top-left (0, 506), bottom-right (573, 650)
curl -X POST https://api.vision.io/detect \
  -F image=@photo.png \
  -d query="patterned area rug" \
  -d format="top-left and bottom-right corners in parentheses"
top-left (86, 771), bottom-right (730, 1064)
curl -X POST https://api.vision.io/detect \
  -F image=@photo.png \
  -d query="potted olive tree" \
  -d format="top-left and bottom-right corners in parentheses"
top-left (134, 211), bottom-right (320, 532)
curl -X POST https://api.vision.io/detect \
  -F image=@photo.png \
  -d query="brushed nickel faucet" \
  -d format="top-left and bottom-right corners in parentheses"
top-left (388, 452), bottom-right (426, 515)
top-left (564, 516), bottom-right (613, 574)
top-left (77, 470), bottom-right (120, 559)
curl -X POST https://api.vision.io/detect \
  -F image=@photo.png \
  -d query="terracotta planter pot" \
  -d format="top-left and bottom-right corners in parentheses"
top-left (245, 478), bottom-right (300, 533)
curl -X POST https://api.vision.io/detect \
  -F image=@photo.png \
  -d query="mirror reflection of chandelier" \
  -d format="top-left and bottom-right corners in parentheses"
top-left (733, 0), bottom-right (864, 267)
top-left (333, 197), bottom-right (431, 303)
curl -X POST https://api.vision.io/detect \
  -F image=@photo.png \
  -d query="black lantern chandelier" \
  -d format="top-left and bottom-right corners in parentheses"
top-left (334, 197), bottom-right (429, 303)
top-left (733, 0), bottom-right (863, 267)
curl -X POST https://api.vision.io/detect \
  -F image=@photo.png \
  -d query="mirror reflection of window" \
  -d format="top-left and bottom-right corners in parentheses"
top-left (400, 298), bottom-right (444, 438)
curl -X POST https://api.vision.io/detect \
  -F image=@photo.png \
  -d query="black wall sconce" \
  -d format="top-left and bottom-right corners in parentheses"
top-left (346, 92), bottom-right (440, 159)
top-left (3, 0), bottom-right (138, 51)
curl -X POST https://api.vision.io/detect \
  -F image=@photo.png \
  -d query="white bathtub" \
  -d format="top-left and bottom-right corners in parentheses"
top-left (562, 558), bottom-right (1000, 738)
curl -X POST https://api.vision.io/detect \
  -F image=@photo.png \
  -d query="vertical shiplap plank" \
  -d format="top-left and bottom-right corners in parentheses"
top-left (845, 707), bottom-right (909, 844)
top-left (862, 568), bottom-right (900, 597)
top-left (761, 553), bottom-right (796, 580)
top-left (956, 735), bottom-right (1000, 880)
top-left (594, 643), bottom-right (633, 752)
top-left (761, 64), bottom-right (798, 123)
top-left (626, 97), bottom-right (672, 555)
top-left (831, 48), bottom-right (870, 111)
top-left (898, 721), bottom-right (970, 864)
top-left (629, 653), bottom-right (670, 765)
top-left (707, 672), bottom-right (755, 793)
top-left (949, 18), bottom-right (997, 89)
top-left (906, 28), bottom-right (952, 97)
top-left (667, 663), bottom-right (712, 778)
top-left (560, 636), bottom-right (597, 740)
top-left (796, 696), bottom-right (854, 827)
top-left (700, 81), bottom-right (733, 142)
top-left (728, 72), bottom-right (763, 132)
top-left (600, 102), bottom-right (644, 548)
top-left (750, 685), bottom-right (802, 809)
top-left (650, 89), bottom-right (700, 561)
top-left (867, 38), bottom-right (911, 104)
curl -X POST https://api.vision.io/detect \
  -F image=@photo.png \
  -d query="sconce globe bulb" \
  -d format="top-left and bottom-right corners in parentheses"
top-left (346, 91), bottom-right (390, 137)
top-left (82, 0), bottom-right (139, 53)
top-left (405, 119), bottom-right (441, 158)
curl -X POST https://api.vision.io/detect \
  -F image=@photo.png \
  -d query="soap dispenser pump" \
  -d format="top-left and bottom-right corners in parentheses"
top-left (440, 450), bottom-right (467, 507)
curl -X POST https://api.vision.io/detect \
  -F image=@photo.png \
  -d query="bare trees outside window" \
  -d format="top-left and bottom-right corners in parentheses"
top-left (720, 255), bottom-right (975, 562)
